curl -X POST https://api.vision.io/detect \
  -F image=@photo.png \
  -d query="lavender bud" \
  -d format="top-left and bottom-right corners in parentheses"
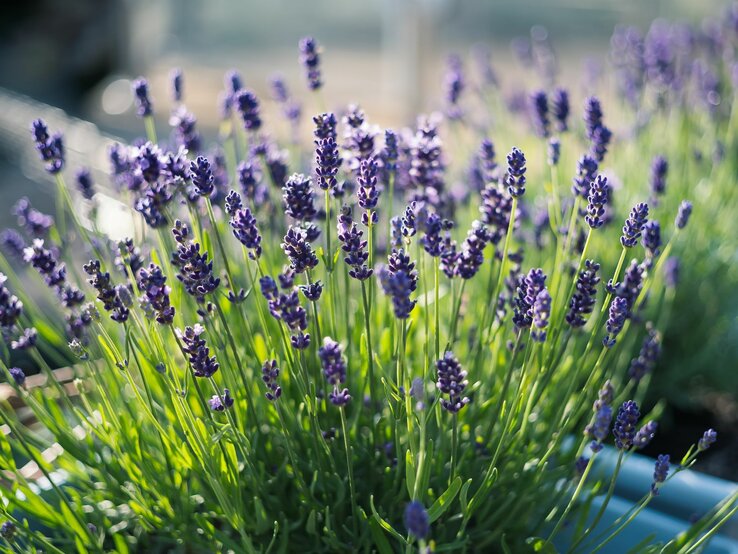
top-left (435, 351), bottom-right (470, 413)
top-left (170, 68), bottom-right (183, 103)
top-left (650, 156), bottom-right (668, 197)
top-left (132, 78), bottom-right (153, 118)
top-left (404, 501), bottom-right (429, 539)
top-left (282, 227), bottom-right (318, 274)
top-left (613, 400), bottom-right (640, 450)
top-left (299, 36), bottom-right (322, 90)
top-left (529, 90), bottom-right (550, 138)
top-left (603, 296), bottom-right (628, 348)
top-left (531, 288), bottom-right (551, 342)
top-left (547, 137), bottom-right (560, 166)
top-left (319, 337), bottom-right (350, 406)
top-left (283, 173), bottom-right (317, 222)
top-left (634, 420), bottom-right (658, 449)
top-left (551, 87), bottom-right (570, 132)
top-left (628, 326), bottom-right (661, 382)
top-left (262, 360), bottom-right (282, 401)
top-left (504, 147), bottom-right (527, 198)
top-left (585, 175), bottom-right (610, 229)
top-left (75, 168), bottom-right (95, 200)
top-left (621, 202), bottom-right (649, 248)
top-left (698, 429), bottom-right (717, 451)
top-left (189, 156), bottom-right (214, 197)
top-left (642, 220), bottom-right (661, 257)
top-left (566, 260), bottom-right (600, 328)
top-left (235, 89), bottom-right (262, 131)
top-left (177, 324), bottom-right (219, 378)
top-left (675, 200), bottom-right (692, 229)
top-left (8, 367), bottom-right (26, 386)
top-left (209, 388), bottom-right (234, 411)
top-left (650, 454), bottom-right (669, 495)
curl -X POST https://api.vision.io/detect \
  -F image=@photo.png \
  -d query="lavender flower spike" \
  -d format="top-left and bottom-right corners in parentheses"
top-left (529, 90), bottom-right (550, 138)
top-left (651, 454), bottom-right (669, 495)
top-left (621, 202), bottom-right (649, 248)
top-left (319, 337), bottom-right (350, 406)
top-left (404, 501), bottom-right (430, 539)
top-left (31, 119), bottom-right (64, 174)
top-left (634, 420), bottom-right (658, 449)
top-left (675, 200), bottom-right (692, 229)
top-left (299, 36), bottom-right (322, 90)
top-left (613, 400), bottom-right (640, 450)
top-left (281, 226), bottom-right (318, 274)
top-left (315, 136), bottom-right (341, 191)
top-left (551, 87), bottom-right (570, 132)
top-left (603, 296), bottom-right (628, 347)
top-left (189, 156), bottom-right (214, 197)
top-left (436, 351), bottom-right (470, 413)
top-left (209, 389), bottom-right (234, 411)
top-left (235, 89), bottom-right (262, 132)
top-left (132, 78), bottom-right (153, 118)
top-left (262, 360), bottom-right (282, 401)
top-left (531, 288), bottom-right (551, 342)
top-left (504, 147), bottom-right (527, 198)
top-left (585, 174), bottom-right (610, 229)
top-left (650, 156), bottom-right (668, 197)
top-left (75, 168), bottom-right (95, 200)
top-left (177, 324), bottom-right (219, 378)
top-left (566, 260), bottom-right (600, 328)
top-left (698, 429), bottom-right (717, 451)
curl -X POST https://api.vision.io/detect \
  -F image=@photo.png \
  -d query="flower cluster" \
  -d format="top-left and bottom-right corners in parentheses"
top-left (336, 205), bottom-right (372, 280)
top-left (378, 249), bottom-right (418, 319)
top-left (83, 260), bottom-right (130, 323)
top-left (319, 337), bottom-right (350, 406)
top-left (137, 263), bottom-right (175, 325)
top-left (177, 324), bottom-right (219, 378)
top-left (31, 119), bottom-right (64, 174)
top-left (435, 351), bottom-right (470, 413)
top-left (171, 221), bottom-right (220, 302)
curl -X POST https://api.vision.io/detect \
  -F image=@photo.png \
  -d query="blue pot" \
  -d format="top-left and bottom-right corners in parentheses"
top-left (554, 446), bottom-right (738, 553)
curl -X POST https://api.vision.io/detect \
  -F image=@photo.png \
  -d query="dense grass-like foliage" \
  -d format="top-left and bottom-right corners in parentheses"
top-left (1, 10), bottom-right (738, 553)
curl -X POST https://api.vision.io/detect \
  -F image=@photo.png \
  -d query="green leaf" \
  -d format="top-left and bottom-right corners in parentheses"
top-left (405, 449), bottom-right (416, 499)
top-left (306, 509), bottom-right (317, 535)
top-left (428, 476), bottom-right (462, 523)
top-left (369, 495), bottom-right (407, 545)
top-left (365, 511), bottom-right (394, 554)
top-left (459, 479), bottom-right (473, 513)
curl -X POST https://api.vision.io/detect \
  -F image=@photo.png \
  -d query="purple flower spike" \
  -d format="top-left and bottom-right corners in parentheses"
top-left (299, 36), bottom-right (322, 90)
top-left (235, 89), bottom-right (262, 131)
top-left (170, 68), bottom-right (183, 103)
top-left (551, 87), bottom-right (570, 132)
top-left (358, 156), bottom-right (380, 225)
top-left (132, 78), bottom-right (153, 118)
top-left (504, 147), bottom-right (527, 198)
top-left (621, 202), bottom-right (649, 248)
top-left (262, 360), bottom-right (282, 401)
top-left (698, 429), bottom-right (717, 451)
top-left (634, 420), bottom-right (658, 449)
top-left (177, 324), bottom-right (219, 378)
top-left (455, 221), bottom-right (490, 280)
top-left (30, 119), bottom-right (64, 174)
top-left (531, 288), bottom-right (551, 342)
top-left (75, 168), bottom-right (95, 201)
top-left (585, 174), bottom-right (610, 229)
top-left (209, 388), bottom-right (234, 411)
top-left (436, 351), bottom-right (470, 413)
top-left (613, 400), bottom-right (640, 450)
top-left (650, 156), bottom-right (668, 197)
top-left (566, 260), bottom-right (600, 328)
top-left (628, 326), bottom-right (661, 381)
top-left (337, 205), bottom-right (372, 281)
top-left (189, 156), bottom-right (214, 197)
top-left (283, 173), bottom-right (317, 222)
top-left (230, 207), bottom-right (262, 260)
top-left (404, 501), bottom-right (430, 539)
top-left (282, 227), bottom-right (318, 274)
top-left (572, 154), bottom-right (599, 199)
top-left (642, 220), bottom-right (661, 257)
top-left (315, 136), bottom-right (341, 191)
top-left (588, 405), bottom-right (613, 453)
top-left (137, 263), bottom-right (175, 325)
top-left (8, 367), bottom-right (26, 386)
top-left (650, 454), bottom-right (669, 495)
top-left (603, 296), bottom-right (628, 348)
top-left (378, 249), bottom-right (418, 319)
top-left (319, 337), bottom-right (350, 406)
top-left (529, 90), bottom-right (550, 138)
top-left (675, 200), bottom-right (692, 229)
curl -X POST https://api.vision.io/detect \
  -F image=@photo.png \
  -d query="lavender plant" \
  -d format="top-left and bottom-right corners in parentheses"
top-left (0, 18), bottom-right (737, 554)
